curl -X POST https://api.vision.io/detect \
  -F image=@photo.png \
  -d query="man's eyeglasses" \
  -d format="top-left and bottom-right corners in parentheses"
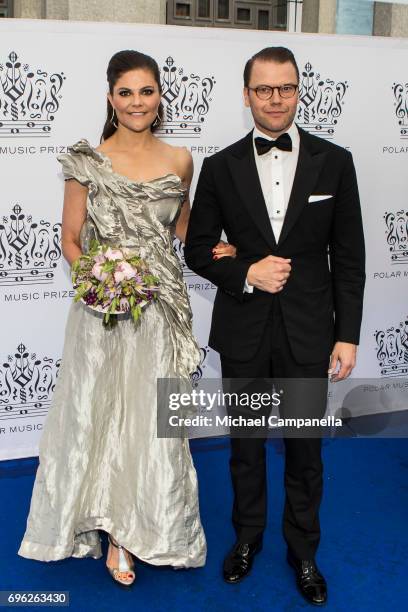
top-left (247, 84), bottom-right (298, 100)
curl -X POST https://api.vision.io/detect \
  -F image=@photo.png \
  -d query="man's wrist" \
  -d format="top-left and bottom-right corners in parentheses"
top-left (247, 263), bottom-right (256, 286)
top-left (333, 340), bottom-right (358, 347)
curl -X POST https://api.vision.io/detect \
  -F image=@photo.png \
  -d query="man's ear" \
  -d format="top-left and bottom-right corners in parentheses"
top-left (243, 87), bottom-right (250, 108)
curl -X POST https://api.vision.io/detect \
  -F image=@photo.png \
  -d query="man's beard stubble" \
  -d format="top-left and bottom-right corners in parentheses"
top-left (254, 107), bottom-right (297, 137)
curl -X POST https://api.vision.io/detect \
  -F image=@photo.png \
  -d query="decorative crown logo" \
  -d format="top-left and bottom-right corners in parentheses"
top-left (158, 56), bottom-right (215, 139)
top-left (0, 343), bottom-right (61, 421)
top-left (173, 237), bottom-right (196, 277)
top-left (374, 319), bottom-right (408, 377)
top-left (384, 210), bottom-right (408, 264)
top-left (297, 62), bottom-right (348, 139)
top-left (0, 204), bottom-right (62, 286)
top-left (191, 346), bottom-right (210, 386)
top-left (392, 82), bottom-right (408, 139)
top-left (0, 51), bottom-right (65, 137)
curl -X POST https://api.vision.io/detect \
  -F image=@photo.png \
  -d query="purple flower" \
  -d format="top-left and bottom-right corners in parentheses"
top-left (119, 298), bottom-right (130, 312)
top-left (85, 291), bottom-right (97, 305)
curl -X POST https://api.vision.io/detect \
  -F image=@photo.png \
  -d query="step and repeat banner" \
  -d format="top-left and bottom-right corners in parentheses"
top-left (0, 19), bottom-right (407, 459)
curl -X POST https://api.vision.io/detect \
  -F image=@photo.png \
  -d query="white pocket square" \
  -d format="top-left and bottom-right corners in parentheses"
top-left (308, 195), bottom-right (333, 203)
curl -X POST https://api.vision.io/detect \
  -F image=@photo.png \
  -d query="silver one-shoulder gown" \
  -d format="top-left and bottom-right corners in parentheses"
top-left (18, 140), bottom-right (207, 568)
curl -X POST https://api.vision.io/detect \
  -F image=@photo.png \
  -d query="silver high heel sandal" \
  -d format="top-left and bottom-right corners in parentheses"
top-left (106, 534), bottom-right (136, 587)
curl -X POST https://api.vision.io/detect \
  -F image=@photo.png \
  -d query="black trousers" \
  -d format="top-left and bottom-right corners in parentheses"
top-left (220, 297), bottom-right (329, 560)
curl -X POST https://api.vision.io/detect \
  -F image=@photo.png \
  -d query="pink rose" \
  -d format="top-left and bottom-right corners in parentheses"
top-left (114, 262), bottom-right (136, 284)
top-left (94, 254), bottom-right (106, 264)
top-left (91, 262), bottom-right (108, 282)
top-left (105, 247), bottom-right (123, 261)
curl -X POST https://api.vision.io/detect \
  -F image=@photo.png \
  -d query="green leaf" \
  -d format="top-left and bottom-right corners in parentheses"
top-left (75, 284), bottom-right (90, 299)
top-left (131, 304), bottom-right (142, 324)
top-left (101, 261), bottom-right (116, 273)
top-left (89, 239), bottom-right (100, 252)
top-left (110, 297), bottom-right (118, 313)
top-left (144, 274), bottom-right (159, 286)
top-left (96, 291), bottom-right (104, 302)
top-left (128, 256), bottom-right (141, 266)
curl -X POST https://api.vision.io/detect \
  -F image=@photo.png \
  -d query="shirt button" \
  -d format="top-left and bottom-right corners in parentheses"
top-left (276, 182), bottom-right (280, 185)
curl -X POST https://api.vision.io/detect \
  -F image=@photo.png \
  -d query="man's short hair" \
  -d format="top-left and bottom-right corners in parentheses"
top-left (243, 47), bottom-right (300, 87)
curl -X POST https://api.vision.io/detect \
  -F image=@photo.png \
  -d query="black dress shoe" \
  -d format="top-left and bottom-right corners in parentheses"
top-left (287, 551), bottom-right (327, 606)
top-left (223, 540), bottom-right (263, 584)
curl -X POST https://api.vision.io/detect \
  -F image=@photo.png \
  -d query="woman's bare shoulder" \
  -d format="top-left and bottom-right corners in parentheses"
top-left (95, 139), bottom-right (113, 154)
top-left (157, 142), bottom-right (192, 178)
top-left (161, 140), bottom-right (190, 156)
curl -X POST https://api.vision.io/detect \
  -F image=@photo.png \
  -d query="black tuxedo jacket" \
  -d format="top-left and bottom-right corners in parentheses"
top-left (184, 127), bottom-right (366, 364)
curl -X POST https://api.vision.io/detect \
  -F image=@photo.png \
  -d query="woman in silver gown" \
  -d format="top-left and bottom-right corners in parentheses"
top-left (18, 50), bottom-right (234, 586)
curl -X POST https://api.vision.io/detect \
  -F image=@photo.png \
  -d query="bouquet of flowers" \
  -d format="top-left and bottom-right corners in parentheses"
top-left (71, 240), bottom-right (159, 328)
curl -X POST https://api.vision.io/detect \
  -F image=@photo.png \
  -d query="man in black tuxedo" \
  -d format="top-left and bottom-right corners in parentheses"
top-left (184, 47), bottom-right (365, 606)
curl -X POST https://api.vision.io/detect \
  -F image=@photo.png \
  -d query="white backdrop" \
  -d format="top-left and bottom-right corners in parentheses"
top-left (0, 19), bottom-right (407, 459)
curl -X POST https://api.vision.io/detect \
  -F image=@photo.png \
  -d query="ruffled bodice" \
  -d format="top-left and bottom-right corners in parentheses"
top-left (57, 140), bottom-right (199, 378)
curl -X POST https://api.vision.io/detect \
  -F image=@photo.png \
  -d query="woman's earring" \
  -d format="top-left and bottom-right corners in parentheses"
top-left (152, 114), bottom-right (162, 128)
top-left (110, 108), bottom-right (118, 128)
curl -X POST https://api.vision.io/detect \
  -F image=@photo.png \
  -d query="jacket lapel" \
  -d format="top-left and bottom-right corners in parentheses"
top-left (277, 128), bottom-right (327, 247)
top-left (226, 131), bottom-right (277, 250)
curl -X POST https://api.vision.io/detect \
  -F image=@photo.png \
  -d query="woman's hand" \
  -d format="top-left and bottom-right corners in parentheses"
top-left (212, 240), bottom-right (237, 260)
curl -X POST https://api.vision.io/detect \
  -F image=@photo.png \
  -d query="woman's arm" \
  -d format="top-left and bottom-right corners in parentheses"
top-left (175, 148), bottom-right (194, 244)
top-left (61, 179), bottom-right (88, 266)
top-left (173, 150), bottom-right (236, 259)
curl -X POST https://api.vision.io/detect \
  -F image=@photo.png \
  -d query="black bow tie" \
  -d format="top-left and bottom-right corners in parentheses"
top-left (254, 133), bottom-right (292, 155)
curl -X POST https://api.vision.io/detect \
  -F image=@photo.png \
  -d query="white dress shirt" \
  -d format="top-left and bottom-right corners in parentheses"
top-left (244, 122), bottom-right (300, 293)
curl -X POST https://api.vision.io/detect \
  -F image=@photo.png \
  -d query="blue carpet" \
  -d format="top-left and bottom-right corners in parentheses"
top-left (1, 438), bottom-right (407, 611)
